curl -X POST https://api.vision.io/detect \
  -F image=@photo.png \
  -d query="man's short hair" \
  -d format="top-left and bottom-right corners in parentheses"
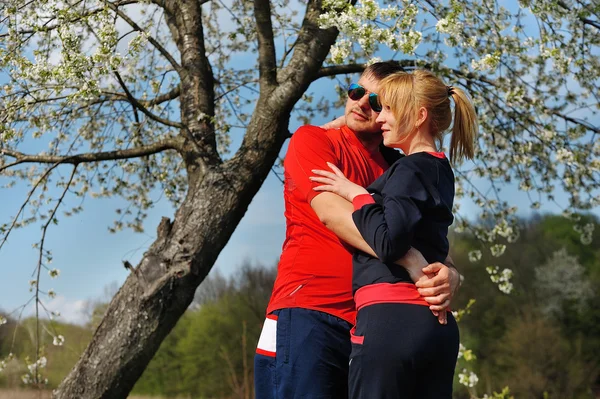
top-left (363, 61), bottom-right (404, 81)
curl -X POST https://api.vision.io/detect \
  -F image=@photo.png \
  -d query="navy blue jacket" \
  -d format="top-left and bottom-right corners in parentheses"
top-left (352, 152), bottom-right (454, 294)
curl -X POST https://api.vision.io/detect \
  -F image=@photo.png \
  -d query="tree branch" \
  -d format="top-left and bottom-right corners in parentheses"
top-left (314, 60), bottom-right (496, 87)
top-left (145, 86), bottom-right (181, 106)
top-left (316, 63), bottom-right (369, 78)
top-left (0, 139), bottom-right (181, 171)
top-left (34, 165), bottom-right (78, 383)
top-left (254, 0), bottom-right (277, 88)
top-left (114, 70), bottom-right (141, 124)
top-left (0, 0), bottom-right (140, 38)
top-left (278, 0), bottom-right (344, 87)
top-left (234, 0), bottom-right (342, 168)
top-left (0, 162), bottom-right (61, 252)
top-left (167, 0), bottom-right (218, 163)
top-left (101, 0), bottom-right (182, 72)
top-left (557, 1), bottom-right (600, 30)
top-left (108, 73), bottom-right (184, 128)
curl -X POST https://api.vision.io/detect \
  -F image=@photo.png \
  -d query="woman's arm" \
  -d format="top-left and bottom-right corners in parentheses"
top-left (311, 162), bottom-right (428, 263)
top-left (311, 192), bottom-right (379, 257)
top-left (311, 163), bottom-right (451, 324)
top-left (312, 192), bottom-right (430, 282)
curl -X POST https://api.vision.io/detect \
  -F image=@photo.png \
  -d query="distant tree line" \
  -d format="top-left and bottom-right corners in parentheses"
top-left (1, 214), bottom-right (598, 398)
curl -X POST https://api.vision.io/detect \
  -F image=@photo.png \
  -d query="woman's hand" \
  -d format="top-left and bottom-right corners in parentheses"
top-left (310, 162), bottom-right (368, 202)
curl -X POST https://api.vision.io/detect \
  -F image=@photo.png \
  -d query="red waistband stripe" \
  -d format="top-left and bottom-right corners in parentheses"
top-left (354, 282), bottom-right (429, 311)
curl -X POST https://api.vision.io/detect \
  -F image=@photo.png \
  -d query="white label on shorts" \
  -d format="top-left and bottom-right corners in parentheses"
top-left (256, 315), bottom-right (277, 357)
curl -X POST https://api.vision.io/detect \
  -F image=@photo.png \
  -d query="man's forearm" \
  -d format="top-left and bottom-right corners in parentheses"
top-left (444, 254), bottom-right (462, 295)
top-left (444, 254), bottom-right (456, 270)
top-left (395, 248), bottom-right (428, 282)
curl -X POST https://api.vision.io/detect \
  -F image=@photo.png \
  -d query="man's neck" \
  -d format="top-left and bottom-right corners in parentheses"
top-left (354, 130), bottom-right (383, 154)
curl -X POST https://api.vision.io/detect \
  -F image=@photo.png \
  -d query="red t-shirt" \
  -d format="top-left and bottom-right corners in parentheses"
top-left (266, 125), bottom-right (389, 324)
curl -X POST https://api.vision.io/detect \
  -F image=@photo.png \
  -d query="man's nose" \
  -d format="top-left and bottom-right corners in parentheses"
top-left (357, 94), bottom-right (370, 110)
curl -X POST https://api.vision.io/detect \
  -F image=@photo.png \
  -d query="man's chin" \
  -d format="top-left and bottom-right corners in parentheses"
top-left (346, 119), bottom-right (379, 135)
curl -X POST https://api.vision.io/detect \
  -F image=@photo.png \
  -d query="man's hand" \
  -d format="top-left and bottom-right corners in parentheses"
top-left (320, 115), bottom-right (346, 130)
top-left (415, 263), bottom-right (460, 324)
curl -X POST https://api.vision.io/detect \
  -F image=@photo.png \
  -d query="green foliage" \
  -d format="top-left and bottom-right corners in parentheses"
top-left (452, 213), bottom-right (600, 398)
top-left (0, 316), bottom-right (92, 389)
top-left (492, 314), bottom-right (594, 399)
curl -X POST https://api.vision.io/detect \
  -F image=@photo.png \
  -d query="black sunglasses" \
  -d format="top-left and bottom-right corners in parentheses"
top-left (347, 83), bottom-right (382, 113)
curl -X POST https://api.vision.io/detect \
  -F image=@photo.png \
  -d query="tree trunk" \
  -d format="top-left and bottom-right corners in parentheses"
top-left (53, 116), bottom-right (289, 399)
top-left (53, 0), bottom-right (339, 396)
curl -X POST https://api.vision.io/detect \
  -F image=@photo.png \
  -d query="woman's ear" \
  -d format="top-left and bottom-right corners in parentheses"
top-left (415, 106), bottom-right (428, 128)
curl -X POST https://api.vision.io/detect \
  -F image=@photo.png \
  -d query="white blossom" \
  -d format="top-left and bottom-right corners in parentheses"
top-left (458, 369), bottom-right (479, 387)
top-left (436, 18), bottom-right (464, 37)
top-left (471, 53), bottom-right (501, 71)
top-left (556, 148), bottom-right (575, 165)
top-left (490, 244), bottom-right (506, 257)
top-left (458, 343), bottom-right (476, 361)
top-left (486, 266), bottom-right (514, 294)
top-left (53, 335), bottom-right (65, 346)
top-left (468, 250), bottom-right (482, 263)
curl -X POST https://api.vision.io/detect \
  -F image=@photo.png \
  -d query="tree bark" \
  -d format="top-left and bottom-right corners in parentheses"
top-left (53, 0), bottom-right (339, 396)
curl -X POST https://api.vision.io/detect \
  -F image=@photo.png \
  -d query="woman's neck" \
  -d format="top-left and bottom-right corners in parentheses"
top-left (400, 130), bottom-right (436, 155)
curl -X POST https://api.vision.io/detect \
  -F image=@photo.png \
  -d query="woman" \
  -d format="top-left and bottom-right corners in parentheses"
top-left (310, 70), bottom-right (477, 398)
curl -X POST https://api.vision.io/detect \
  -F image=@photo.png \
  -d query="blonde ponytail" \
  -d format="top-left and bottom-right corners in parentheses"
top-left (448, 87), bottom-right (478, 163)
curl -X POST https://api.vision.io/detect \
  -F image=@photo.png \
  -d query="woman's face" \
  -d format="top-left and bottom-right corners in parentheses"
top-left (376, 105), bottom-right (406, 148)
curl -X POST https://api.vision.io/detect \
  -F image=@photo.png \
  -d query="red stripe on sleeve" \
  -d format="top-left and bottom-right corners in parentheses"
top-left (352, 194), bottom-right (375, 210)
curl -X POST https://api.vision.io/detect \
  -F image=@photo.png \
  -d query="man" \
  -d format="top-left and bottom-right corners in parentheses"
top-left (254, 62), bottom-right (460, 398)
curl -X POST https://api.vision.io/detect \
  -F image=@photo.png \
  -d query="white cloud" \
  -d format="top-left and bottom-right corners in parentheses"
top-left (44, 295), bottom-right (89, 326)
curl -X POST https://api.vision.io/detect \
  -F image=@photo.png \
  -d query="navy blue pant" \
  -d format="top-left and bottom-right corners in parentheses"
top-left (254, 308), bottom-right (352, 399)
top-left (349, 303), bottom-right (460, 399)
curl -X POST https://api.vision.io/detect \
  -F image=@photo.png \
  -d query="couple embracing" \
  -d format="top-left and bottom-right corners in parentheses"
top-left (255, 61), bottom-right (477, 399)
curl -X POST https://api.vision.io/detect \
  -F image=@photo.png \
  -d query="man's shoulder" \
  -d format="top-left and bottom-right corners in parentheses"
top-left (293, 124), bottom-right (341, 137)
top-left (290, 125), bottom-right (342, 147)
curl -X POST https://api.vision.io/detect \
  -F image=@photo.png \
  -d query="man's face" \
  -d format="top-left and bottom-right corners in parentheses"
top-left (344, 74), bottom-right (382, 135)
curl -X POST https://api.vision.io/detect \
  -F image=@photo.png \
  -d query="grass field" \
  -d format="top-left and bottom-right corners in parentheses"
top-left (0, 389), bottom-right (162, 399)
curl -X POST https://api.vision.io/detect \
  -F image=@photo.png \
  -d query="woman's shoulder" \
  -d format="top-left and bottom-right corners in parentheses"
top-left (389, 151), bottom-right (440, 168)
top-left (386, 152), bottom-right (453, 186)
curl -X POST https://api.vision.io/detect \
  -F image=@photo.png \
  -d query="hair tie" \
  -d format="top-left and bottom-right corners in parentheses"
top-left (446, 85), bottom-right (454, 97)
